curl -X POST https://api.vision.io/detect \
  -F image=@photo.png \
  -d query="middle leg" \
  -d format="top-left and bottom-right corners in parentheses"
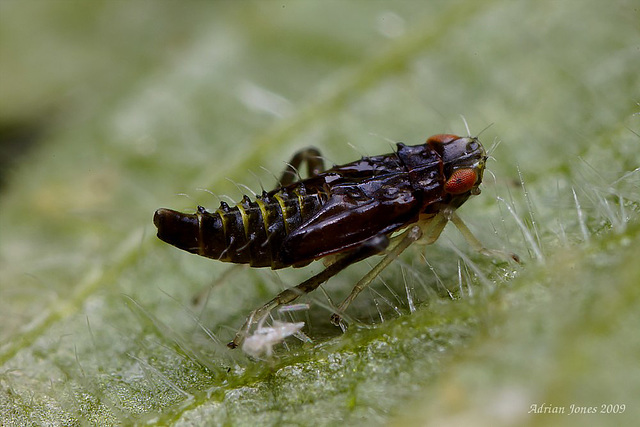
top-left (330, 212), bottom-right (450, 326)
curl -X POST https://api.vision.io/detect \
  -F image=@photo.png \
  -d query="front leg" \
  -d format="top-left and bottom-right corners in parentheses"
top-left (447, 210), bottom-right (520, 263)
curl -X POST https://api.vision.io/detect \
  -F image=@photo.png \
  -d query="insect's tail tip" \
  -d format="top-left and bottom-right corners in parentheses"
top-left (153, 208), bottom-right (171, 229)
top-left (153, 208), bottom-right (199, 251)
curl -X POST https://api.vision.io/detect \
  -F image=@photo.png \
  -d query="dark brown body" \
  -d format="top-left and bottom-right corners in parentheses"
top-left (153, 135), bottom-right (486, 269)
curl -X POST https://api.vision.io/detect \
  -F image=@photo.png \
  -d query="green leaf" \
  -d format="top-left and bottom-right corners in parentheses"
top-left (1, 1), bottom-right (638, 425)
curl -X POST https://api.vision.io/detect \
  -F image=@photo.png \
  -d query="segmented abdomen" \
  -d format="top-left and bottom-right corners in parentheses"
top-left (154, 186), bottom-right (324, 269)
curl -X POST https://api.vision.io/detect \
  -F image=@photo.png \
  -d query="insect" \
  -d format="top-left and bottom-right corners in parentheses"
top-left (153, 134), bottom-right (519, 349)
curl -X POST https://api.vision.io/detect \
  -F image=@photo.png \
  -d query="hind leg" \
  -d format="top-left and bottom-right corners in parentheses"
top-left (279, 147), bottom-right (324, 185)
top-left (228, 234), bottom-right (389, 349)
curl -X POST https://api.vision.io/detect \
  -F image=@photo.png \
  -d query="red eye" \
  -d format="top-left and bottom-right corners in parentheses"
top-left (427, 134), bottom-right (460, 144)
top-left (445, 168), bottom-right (477, 194)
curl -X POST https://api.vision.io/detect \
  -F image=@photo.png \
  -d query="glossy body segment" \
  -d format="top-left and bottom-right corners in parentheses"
top-left (154, 137), bottom-right (474, 268)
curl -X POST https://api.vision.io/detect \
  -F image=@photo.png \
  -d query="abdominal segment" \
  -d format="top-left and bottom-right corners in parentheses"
top-left (154, 190), bottom-right (324, 269)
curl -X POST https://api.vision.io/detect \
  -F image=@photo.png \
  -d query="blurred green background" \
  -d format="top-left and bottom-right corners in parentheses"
top-left (1, 1), bottom-right (638, 425)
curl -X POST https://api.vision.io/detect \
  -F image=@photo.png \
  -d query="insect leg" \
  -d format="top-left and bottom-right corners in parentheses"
top-left (279, 147), bottom-right (324, 186)
top-left (330, 226), bottom-right (421, 326)
top-left (447, 210), bottom-right (520, 262)
top-left (228, 234), bottom-right (389, 349)
top-left (330, 213), bottom-right (450, 326)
